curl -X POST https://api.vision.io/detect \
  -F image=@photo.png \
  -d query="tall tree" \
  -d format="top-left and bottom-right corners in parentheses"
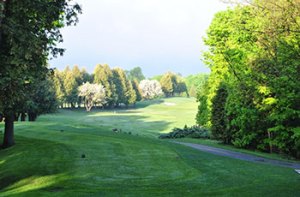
top-left (198, 1), bottom-right (300, 157)
top-left (112, 68), bottom-right (126, 106)
top-left (53, 69), bottom-right (66, 108)
top-left (94, 64), bottom-right (116, 107)
top-left (63, 66), bottom-right (78, 108)
top-left (126, 66), bottom-right (145, 82)
top-left (112, 67), bottom-right (136, 107)
top-left (0, 0), bottom-right (81, 148)
top-left (131, 79), bottom-right (142, 103)
top-left (125, 80), bottom-right (136, 107)
top-left (160, 72), bottom-right (177, 97)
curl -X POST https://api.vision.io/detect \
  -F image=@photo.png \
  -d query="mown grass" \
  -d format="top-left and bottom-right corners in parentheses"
top-left (0, 97), bottom-right (299, 196)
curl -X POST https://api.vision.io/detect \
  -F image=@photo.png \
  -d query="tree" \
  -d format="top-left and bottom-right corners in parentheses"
top-left (94, 64), bottom-right (116, 107)
top-left (0, 0), bottom-right (81, 148)
top-left (139, 80), bottom-right (163, 100)
top-left (63, 66), bottom-right (78, 108)
top-left (198, 1), bottom-right (300, 158)
top-left (125, 80), bottom-right (136, 107)
top-left (126, 66), bottom-right (145, 82)
top-left (211, 83), bottom-right (229, 143)
top-left (72, 65), bottom-right (83, 85)
top-left (78, 82), bottom-right (106, 112)
top-left (175, 77), bottom-right (188, 97)
top-left (112, 67), bottom-right (136, 107)
top-left (53, 69), bottom-right (66, 108)
top-left (160, 72), bottom-right (188, 97)
top-left (184, 74), bottom-right (209, 97)
top-left (112, 68), bottom-right (126, 106)
top-left (131, 79), bottom-right (142, 103)
top-left (81, 68), bottom-right (92, 83)
top-left (25, 74), bottom-right (58, 121)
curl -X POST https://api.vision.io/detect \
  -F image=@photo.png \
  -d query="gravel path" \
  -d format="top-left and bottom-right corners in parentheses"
top-left (174, 142), bottom-right (300, 169)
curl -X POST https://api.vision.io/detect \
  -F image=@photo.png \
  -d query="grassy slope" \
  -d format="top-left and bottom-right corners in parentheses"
top-left (0, 97), bottom-right (299, 196)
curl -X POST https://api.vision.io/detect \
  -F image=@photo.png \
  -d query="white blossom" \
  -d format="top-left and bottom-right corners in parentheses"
top-left (78, 82), bottom-right (106, 111)
top-left (139, 80), bottom-right (163, 100)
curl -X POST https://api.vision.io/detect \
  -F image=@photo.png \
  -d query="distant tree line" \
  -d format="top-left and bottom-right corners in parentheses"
top-left (53, 65), bottom-right (193, 111)
top-left (197, 0), bottom-right (300, 158)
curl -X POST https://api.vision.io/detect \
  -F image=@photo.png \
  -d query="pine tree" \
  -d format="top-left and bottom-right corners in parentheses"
top-left (94, 64), bottom-right (116, 107)
top-left (132, 79), bottom-right (142, 103)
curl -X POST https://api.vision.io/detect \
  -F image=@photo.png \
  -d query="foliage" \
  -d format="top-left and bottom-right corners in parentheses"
top-left (150, 74), bottom-right (163, 82)
top-left (197, 1), bottom-right (300, 158)
top-left (0, 0), bottom-right (81, 147)
top-left (112, 67), bottom-right (137, 107)
top-left (112, 68), bottom-right (127, 106)
top-left (63, 66), bottom-right (78, 108)
top-left (53, 69), bottom-right (66, 107)
top-left (126, 66), bottom-right (145, 82)
top-left (139, 79), bottom-right (163, 100)
top-left (160, 72), bottom-right (177, 97)
top-left (78, 82), bottom-right (106, 111)
top-left (184, 74), bottom-right (209, 97)
top-left (94, 64), bottom-right (116, 107)
top-left (211, 83), bottom-right (229, 143)
top-left (160, 72), bottom-right (188, 97)
top-left (131, 79), bottom-right (142, 103)
top-left (159, 125), bottom-right (210, 139)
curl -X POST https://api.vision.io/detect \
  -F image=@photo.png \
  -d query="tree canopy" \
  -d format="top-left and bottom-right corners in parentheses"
top-left (0, 0), bottom-right (81, 148)
top-left (197, 0), bottom-right (300, 158)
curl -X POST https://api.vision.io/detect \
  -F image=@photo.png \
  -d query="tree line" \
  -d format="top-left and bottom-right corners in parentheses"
top-left (197, 0), bottom-right (300, 158)
top-left (52, 65), bottom-right (192, 111)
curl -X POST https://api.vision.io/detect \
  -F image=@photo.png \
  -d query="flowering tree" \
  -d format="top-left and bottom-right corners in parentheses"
top-left (139, 80), bottom-right (163, 100)
top-left (78, 82), bottom-right (106, 111)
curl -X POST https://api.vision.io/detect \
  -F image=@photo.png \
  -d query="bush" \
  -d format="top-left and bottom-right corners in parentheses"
top-left (159, 125), bottom-right (210, 139)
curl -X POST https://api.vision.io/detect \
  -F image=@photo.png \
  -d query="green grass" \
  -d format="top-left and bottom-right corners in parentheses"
top-left (0, 97), bottom-right (300, 196)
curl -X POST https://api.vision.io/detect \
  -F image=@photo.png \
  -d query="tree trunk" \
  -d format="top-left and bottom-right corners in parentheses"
top-left (14, 113), bottom-right (19, 122)
top-left (267, 131), bottom-right (273, 154)
top-left (2, 112), bottom-right (15, 148)
top-left (20, 113), bottom-right (26, 121)
top-left (28, 112), bottom-right (37, 121)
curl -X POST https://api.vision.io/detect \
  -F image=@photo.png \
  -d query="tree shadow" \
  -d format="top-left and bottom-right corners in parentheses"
top-left (85, 113), bottom-right (172, 137)
top-left (0, 136), bottom-right (75, 195)
top-left (134, 99), bottom-right (164, 109)
top-left (0, 108), bottom-right (173, 195)
top-left (57, 99), bottom-right (165, 113)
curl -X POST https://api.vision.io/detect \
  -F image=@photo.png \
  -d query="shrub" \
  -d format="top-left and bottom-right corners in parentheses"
top-left (159, 125), bottom-right (210, 139)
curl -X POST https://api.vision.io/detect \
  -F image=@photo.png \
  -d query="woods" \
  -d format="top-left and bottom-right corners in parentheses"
top-left (197, 0), bottom-right (300, 158)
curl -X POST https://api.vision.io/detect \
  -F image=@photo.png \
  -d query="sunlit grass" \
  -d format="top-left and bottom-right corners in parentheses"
top-left (0, 97), bottom-right (299, 196)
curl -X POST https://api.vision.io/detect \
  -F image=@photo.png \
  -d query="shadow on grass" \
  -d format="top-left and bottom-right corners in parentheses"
top-left (54, 99), bottom-right (165, 113)
top-left (84, 113), bottom-right (172, 137)
top-left (0, 136), bottom-right (75, 196)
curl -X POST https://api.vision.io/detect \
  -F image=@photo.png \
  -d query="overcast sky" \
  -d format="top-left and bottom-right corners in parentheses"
top-left (49, 0), bottom-right (228, 77)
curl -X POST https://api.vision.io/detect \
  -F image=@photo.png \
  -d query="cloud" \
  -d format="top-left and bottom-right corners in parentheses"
top-left (50, 0), bottom-right (228, 77)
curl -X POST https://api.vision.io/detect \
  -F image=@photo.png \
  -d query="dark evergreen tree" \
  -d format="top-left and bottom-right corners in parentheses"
top-left (211, 83), bottom-right (229, 143)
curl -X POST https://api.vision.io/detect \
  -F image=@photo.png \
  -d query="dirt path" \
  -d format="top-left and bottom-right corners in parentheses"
top-left (174, 142), bottom-right (300, 169)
